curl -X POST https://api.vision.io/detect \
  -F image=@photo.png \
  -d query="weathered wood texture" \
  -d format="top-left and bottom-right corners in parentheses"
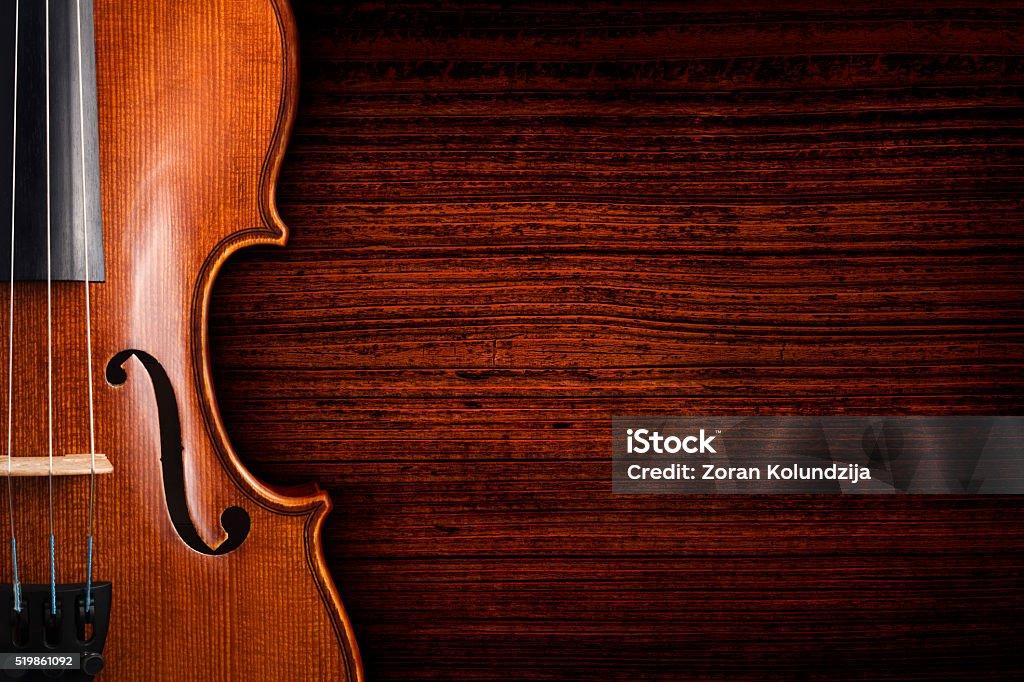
top-left (209, 1), bottom-right (1024, 679)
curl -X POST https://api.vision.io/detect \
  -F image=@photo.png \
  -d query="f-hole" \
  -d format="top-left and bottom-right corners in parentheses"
top-left (106, 349), bottom-right (250, 555)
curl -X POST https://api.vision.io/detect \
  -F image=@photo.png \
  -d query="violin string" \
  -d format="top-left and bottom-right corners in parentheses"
top-left (5, 0), bottom-right (21, 614)
top-left (75, 0), bottom-right (98, 614)
top-left (45, 0), bottom-right (57, 617)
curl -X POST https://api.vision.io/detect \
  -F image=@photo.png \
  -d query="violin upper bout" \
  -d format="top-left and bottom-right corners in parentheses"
top-left (94, 0), bottom-right (297, 257)
top-left (257, 0), bottom-right (301, 249)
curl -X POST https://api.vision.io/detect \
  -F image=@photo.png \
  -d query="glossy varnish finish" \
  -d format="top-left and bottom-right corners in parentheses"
top-left (1, 1), bottom-right (360, 679)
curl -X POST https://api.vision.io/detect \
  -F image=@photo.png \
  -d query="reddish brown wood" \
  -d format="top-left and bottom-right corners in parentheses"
top-left (1, 1), bottom-right (361, 679)
top-left (210, 1), bottom-right (1024, 679)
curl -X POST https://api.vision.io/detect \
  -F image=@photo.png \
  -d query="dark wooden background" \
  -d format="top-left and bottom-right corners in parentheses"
top-left (209, 2), bottom-right (1024, 679)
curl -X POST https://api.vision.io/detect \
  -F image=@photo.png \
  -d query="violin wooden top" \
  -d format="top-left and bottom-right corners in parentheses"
top-left (1, 1), bottom-right (361, 679)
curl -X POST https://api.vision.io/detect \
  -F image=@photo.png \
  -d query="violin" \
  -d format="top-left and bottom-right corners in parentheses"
top-left (0, 0), bottom-right (361, 679)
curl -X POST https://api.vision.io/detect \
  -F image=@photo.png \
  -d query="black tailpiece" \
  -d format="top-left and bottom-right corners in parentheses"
top-left (1, 582), bottom-right (111, 680)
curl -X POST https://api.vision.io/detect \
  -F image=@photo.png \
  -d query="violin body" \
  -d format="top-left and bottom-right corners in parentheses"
top-left (0, 0), bottom-right (361, 679)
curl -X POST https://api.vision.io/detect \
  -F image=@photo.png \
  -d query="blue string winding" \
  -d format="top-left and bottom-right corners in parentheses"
top-left (48, 534), bottom-right (56, 615)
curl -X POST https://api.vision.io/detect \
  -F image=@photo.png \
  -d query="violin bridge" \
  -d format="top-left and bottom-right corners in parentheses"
top-left (0, 455), bottom-right (113, 477)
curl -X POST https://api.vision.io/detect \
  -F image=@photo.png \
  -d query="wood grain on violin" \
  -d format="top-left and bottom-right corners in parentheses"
top-left (1, 1), bottom-right (361, 680)
top-left (209, 1), bottom-right (1024, 680)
